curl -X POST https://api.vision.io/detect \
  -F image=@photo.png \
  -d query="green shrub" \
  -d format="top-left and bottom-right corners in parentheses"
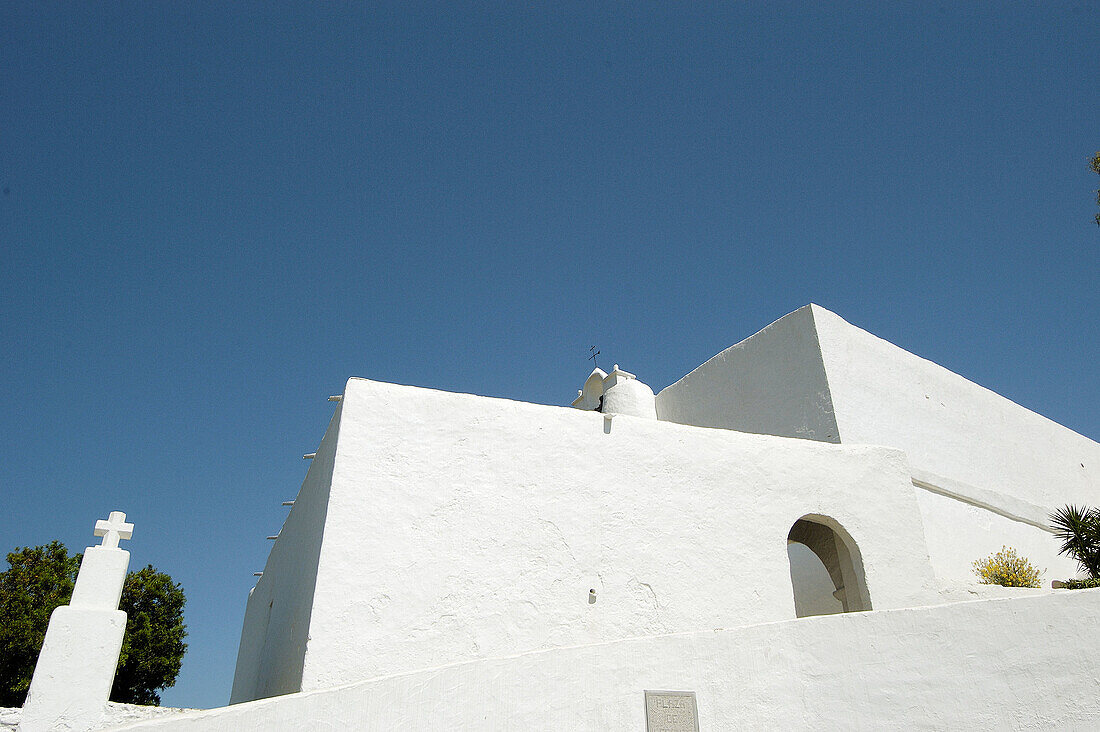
top-left (972, 546), bottom-right (1043, 588)
top-left (1058, 577), bottom-right (1100, 590)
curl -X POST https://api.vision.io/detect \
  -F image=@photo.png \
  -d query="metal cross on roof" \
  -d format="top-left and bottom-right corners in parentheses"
top-left (94, 511), bottom-right (134, 549)
top-left (588, 345), bottom-right (600, 370)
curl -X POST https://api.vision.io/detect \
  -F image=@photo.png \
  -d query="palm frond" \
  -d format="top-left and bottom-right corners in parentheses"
top-left (1049, 504), bottom-right (1100, 579)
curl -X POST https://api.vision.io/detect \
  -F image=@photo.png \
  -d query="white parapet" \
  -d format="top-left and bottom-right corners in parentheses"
top-left (100, 590), bottom-right (1100, 731)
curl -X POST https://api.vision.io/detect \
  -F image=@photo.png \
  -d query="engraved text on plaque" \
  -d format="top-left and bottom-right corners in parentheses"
top-left (644, 690), bottom-right (699, 732)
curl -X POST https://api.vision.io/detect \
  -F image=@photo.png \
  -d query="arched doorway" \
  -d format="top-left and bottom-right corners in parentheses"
top-left (787, 515), bottom-right (871, 617)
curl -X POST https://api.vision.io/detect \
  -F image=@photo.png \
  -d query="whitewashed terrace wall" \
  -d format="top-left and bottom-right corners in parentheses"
top-left (115, 590), bottom-right (1100, 731)
top-left (290, 378), bottom-right (939, 694)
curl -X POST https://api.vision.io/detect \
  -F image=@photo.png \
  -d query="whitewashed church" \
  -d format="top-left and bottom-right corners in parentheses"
top-left (10, 305), bottom-right (1100, 730)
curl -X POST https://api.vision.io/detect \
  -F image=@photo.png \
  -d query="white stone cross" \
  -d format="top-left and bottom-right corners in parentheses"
top-left (94, 511), bottom-right (134, 549)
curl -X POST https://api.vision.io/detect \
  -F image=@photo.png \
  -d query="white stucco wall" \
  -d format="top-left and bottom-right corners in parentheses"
top-left (812, 305), bottom-right (1100, 511)
top-left (914, 487), bottom-right (1081, 585)
top-left (286, 378), bottom-right (938, 695)
top-left (656, 303), bottom-right (1098, 524)
top-left (229, 403), bottom-right (343, 703)
top-left (227, 306), bottom-right (1099, 705)
top-left (110, 590), bottom-right (1100, 731)
top-left (655, 305), bottom-right (840, 442)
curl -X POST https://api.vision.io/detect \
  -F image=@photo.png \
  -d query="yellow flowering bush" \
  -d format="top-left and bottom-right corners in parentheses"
top-left (972, 546), bottom-right (1043, 588)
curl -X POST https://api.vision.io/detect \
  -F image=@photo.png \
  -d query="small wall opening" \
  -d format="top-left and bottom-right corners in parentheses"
top-left (787, 515), bottom-right (871, 617)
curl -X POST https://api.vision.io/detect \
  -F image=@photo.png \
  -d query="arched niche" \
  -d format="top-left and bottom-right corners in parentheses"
top-left (787, 514), bottom-right (871, 617)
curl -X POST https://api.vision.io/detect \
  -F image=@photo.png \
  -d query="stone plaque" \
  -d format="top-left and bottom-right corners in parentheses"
top-left (644, 690), bottom-right (699, 732)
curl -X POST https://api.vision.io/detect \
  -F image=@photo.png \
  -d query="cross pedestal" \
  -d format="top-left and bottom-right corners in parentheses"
top-left (18, 511), bottom-right (134, 732)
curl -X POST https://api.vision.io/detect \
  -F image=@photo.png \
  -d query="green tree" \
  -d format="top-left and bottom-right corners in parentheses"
top-left (111, 565), bottom-right (188, 705)
top-left (0, 542), bottom-right (79, 706)
top-left (0, 543), bottom-right (187, 707)
top-left (1050, 504), bottom-right (1100, 579)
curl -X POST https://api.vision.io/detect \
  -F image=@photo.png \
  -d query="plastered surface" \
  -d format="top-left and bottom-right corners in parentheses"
top-left (223, 304), bottom-right (1100, 719)
top-left (656, 305), bottom-right (840, 442)
top-left (811, 304), bottom-right (1100, 511)
top-left (118, 590), bottom-right (1100, 731)
top-left (913, 487), bottom-right (1080, 584)
top-left (655, 303), bottom-right (1098, 587)
top-left (290, 378), bottom-right (937, 693)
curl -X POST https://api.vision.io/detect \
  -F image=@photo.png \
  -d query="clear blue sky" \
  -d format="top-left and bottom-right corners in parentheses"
top-left (1, 3), bottom-right (1096, 709)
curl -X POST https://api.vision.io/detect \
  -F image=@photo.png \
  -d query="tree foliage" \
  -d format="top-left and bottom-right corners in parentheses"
top-left (112, 566), bottom-right (187, 705)
top-left (0, 542), bottom-right (79, 706)
top-left (1050, 504), bottom-right (1100, 579)
top-left (0, 543), bottom-right (186, 707)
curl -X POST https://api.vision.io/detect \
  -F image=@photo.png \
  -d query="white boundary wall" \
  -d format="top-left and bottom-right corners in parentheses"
top-left (115, 591), bottom-right (1100, 731)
